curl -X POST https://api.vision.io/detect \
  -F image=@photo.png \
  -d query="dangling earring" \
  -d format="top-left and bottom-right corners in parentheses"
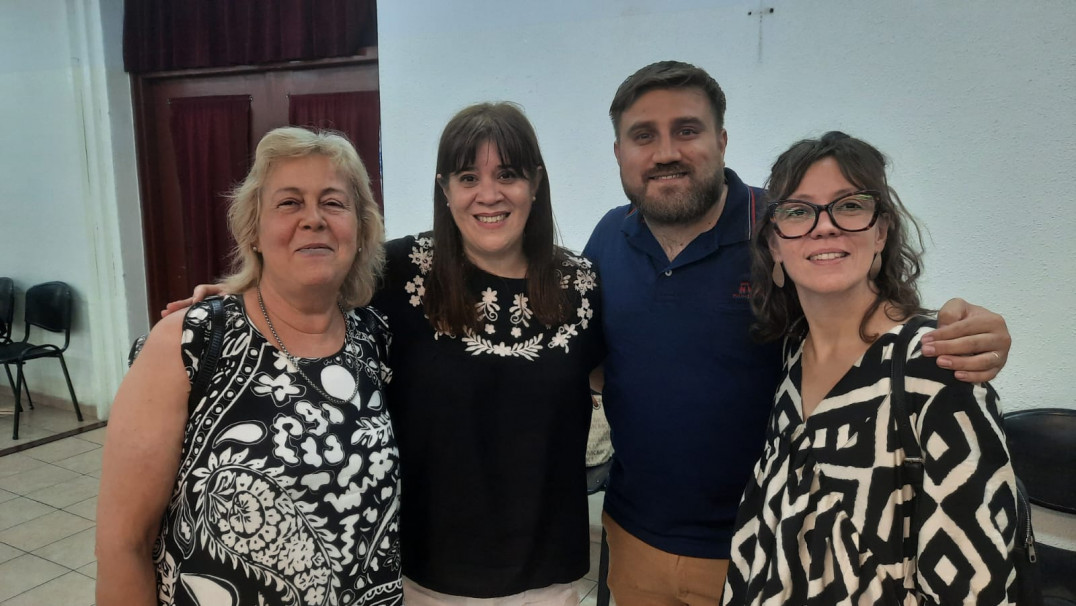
top-left (772, 262), bottom-right (786, 287)
top-left (868, 252), bottom-right (882, 280)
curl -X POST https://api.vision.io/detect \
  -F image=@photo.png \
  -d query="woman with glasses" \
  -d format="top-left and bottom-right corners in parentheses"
top-left (722, 132), bottom-right (1017, 605)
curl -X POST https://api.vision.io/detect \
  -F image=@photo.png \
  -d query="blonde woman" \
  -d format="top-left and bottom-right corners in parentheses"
top-left (97, 127), bottom-right (401, 606)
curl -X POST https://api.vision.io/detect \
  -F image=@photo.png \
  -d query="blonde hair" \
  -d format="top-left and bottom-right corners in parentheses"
top-left (220, 126), bottom-right (385, 308)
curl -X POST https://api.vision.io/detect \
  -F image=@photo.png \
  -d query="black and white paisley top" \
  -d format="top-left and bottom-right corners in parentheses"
top-left (154, 295), bottom-right (402, 606)
top-left (723, 319), bottom-right (1017, 605)
top-left (370, 234), bottom-right (605, 598)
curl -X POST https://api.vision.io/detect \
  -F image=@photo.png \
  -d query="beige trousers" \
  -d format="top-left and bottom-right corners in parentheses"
top-left (603, 512), bottom-right (729, 606)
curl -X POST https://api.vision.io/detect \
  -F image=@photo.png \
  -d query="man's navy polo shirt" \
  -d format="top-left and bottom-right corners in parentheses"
top-left (583, 168), bottom-right (782, 558)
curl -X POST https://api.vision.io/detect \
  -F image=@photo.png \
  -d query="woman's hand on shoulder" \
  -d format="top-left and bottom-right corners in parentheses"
top-left (160, 283), bottom-right (225, 318)
top-left (921, 298), bottom-right (1011, 383)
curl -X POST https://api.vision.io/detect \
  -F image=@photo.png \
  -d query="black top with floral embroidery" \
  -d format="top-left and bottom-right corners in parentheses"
top-left (157, 295), bottom-right (402, 606)
top-left (371, 235), bottom-right (605, 598)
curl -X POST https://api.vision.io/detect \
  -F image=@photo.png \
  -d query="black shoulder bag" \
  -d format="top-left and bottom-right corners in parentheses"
top-left (127, 297), bottom-right (225, 412)
top-left (891, 317), bottom-right (1042, 606)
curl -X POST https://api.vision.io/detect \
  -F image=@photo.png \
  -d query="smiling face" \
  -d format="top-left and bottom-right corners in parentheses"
top-left (441, 140), bottom-right (540, 277)
top-left (770, 157), bottom-right (888, 300)
top-left (614, 87), bottom-right (728, 226)
top-left (256, 154), bottom-right (359, 295)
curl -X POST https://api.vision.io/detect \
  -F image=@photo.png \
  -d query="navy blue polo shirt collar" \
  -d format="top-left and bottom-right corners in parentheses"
top-left (620, 168), bottom-right (755, 270)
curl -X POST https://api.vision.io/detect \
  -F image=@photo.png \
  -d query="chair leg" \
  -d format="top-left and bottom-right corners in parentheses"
top-left (20, 369), bottom-right (32, 409)
top-left (12, 365), bottom-right (23, 440)
top-left (597, 526), bottom-right (610, 606)
top-left (4, 363), bottom-right (31, 410)
top-left (57, 354), bottom-right (82, 422)
top-left (3, 363), bottom-right (14, 399)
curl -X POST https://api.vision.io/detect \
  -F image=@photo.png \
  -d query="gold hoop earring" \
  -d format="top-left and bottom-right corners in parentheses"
top-left (772, 262), bottom-right (785, 287)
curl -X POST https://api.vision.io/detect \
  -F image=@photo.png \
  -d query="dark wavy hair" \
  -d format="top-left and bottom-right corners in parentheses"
top-left (750, 131), bottom-right (928, 343)
top-left (424, 102), bottom-right (569, 334)
top-left (609, 60), bottom-right (727, 138)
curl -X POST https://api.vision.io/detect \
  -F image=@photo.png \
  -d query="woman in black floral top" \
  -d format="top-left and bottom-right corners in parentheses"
top-left (372, 103), bottom-right (604, 604)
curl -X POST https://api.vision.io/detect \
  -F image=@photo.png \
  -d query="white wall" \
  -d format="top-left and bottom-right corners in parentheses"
top-left (379, 0), bottom-right (1076, 413)
top-left (0, 0), bottom-right (145, 417)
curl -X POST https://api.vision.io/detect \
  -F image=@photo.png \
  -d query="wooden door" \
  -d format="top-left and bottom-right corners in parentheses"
top-left (132, 58), bottom-right (380, 321)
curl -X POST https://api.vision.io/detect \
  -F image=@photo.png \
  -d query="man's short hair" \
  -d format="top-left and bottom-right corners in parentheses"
top-left (609, 60), bottom-right (727, 139)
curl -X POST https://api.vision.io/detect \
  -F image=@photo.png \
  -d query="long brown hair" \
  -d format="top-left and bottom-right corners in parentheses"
top-left (424, 102), bottom-right (569, 334)
top-left (750, 131), bottom-right (928, 343)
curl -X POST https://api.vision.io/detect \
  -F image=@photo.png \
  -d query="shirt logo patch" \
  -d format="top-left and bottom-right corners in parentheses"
top-left (733, 281), bottom-right (752, 299)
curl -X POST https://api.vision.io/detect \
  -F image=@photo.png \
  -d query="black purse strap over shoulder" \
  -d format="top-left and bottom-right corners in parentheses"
top-left (890, 317), bottom-right (930, 559)
top-left (188, 296), bottom-right (225, 414)
top-left (891, 317), bottom-right (930, 487)
top-left (126, 296), bottom-right (227, 416)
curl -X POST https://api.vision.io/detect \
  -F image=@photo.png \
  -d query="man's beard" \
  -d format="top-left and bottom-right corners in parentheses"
top-left (624, 164), bottom-right (725, 226)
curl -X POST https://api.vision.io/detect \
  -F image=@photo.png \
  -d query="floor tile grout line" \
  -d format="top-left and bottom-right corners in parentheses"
top-left (0, 464), bottom-right (101, 505)
top-left (18, 441), bottom-right (103, 465)
top-left (15, 491), bottom-right (90, 511)
top-left (0, 552), bottom-right (81, 604)
top-left (26, 522), bottom-right (97, 558)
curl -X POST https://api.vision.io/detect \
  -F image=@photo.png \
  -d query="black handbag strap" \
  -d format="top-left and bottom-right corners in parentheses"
top-left (188, 296), bottom-right (225, 414)
top-left (889, 316), bottom-right (931, 558)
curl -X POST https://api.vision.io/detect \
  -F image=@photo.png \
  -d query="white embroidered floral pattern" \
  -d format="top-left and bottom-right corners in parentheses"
top-left (510, 293), bottom-right (532, 327)
top-left (402, 238), bottom-right (598, 360)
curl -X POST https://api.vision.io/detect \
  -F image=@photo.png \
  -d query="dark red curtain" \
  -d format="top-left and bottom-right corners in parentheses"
top-left (124, 0), bottom-right (376, 74)
top-left (169, 96), bottom-right (252, 288)
top-left (289, 91), bottom-right (382, 208)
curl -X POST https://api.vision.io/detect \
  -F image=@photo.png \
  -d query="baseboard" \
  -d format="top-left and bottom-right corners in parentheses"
top-left (0, 420), bottom-right (108, 457)
top-left (0, 389), bottom-right (99, 419)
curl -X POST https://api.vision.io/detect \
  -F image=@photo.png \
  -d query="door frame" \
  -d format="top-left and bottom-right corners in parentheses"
top-left (130, 50), bottom-right (380, 322)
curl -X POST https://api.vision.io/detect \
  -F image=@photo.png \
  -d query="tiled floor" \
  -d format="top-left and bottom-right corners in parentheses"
top-left (0, 428), bottom-right (612, 605)
top-left (0, 427), bottom-right (103, 605)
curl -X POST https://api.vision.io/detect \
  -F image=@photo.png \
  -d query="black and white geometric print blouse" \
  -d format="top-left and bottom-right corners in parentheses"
top-left (724, 319), bottom-right (1017, 606)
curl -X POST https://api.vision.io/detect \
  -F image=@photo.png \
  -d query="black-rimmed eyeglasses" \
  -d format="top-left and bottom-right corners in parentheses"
top-left (768, 190), bottom-right (882, 239)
